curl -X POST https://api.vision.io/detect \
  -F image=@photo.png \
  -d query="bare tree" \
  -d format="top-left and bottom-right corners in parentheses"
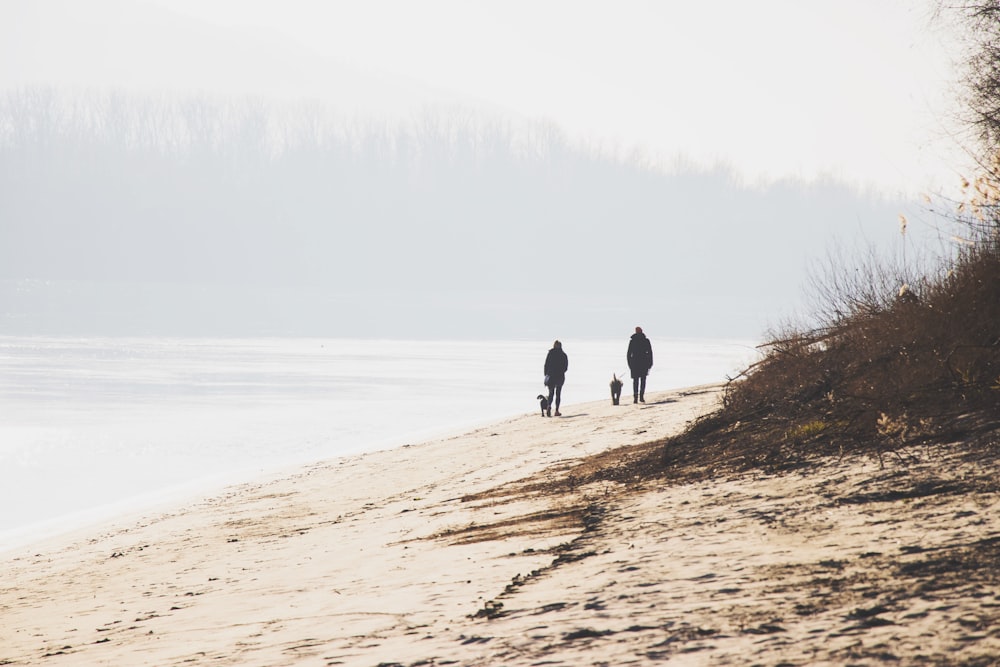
top-left (950, 1), bottom-right (1000, 150)
top-left (940, 1), bottom-right (1000, 246)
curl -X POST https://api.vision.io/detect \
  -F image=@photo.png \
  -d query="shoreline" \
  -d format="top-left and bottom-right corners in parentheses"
top-left (4, 385), bottom-right (720, 559)
top-left (1, 386), bottom-right (721, 666)
top-left (4, 383), bottom-right (998, 665)
top-left (0, 335), bottom-right (759, 551)
top-left (0, 402), bottom-right (546, 556)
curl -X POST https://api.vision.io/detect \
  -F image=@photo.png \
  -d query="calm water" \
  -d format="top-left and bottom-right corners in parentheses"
top-left (0, 336), bottom-right (757, 549)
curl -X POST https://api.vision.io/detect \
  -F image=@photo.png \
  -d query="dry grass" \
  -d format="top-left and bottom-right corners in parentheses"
top-left (538, 230), bottom-right (1000, 491)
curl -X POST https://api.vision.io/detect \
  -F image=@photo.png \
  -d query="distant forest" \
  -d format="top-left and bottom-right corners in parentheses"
top-left (0, 88), bottom-right (912, 338)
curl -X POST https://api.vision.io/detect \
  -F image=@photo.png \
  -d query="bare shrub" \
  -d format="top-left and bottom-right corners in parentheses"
top-left (577, 234), bottom-right (1000, 487)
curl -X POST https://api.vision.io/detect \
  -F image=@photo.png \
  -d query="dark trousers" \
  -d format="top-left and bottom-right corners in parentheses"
top-left (547, 383), bottom-right (563, 410)
top-left (632, 375), bottom-right (646, 398)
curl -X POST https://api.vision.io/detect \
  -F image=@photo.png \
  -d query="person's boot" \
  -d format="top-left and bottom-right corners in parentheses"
top-left (640, 394), bottom-right (645, 403)
top-left (633, 394), bottom-right (638, 404)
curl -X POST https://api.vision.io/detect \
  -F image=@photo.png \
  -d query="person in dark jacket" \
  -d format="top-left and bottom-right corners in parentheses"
top-left (543, 340), bottom-right (569, 417)
top-left (627, 326), bottom-right (653, 403)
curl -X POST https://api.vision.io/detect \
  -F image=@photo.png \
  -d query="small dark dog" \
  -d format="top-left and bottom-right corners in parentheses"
top-left (610, 374), bottom-right (624, 405)
top-left (537, 394), bottom-right (551, 417)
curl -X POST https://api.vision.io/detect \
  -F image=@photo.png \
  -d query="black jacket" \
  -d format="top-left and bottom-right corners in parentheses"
top-left (627, 333), bottom-right (653, 376)
top-left (544, 347), bottom-right (569, 385)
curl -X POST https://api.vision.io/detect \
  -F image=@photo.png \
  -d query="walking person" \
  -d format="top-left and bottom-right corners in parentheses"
top-left (627, 326), bottom-right (653, 403)
top-left (543, 340), bottom-right (568, 417)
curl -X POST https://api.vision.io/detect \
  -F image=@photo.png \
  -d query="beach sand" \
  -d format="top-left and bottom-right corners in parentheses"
top-left (2, 385), bottom-right (999, 666)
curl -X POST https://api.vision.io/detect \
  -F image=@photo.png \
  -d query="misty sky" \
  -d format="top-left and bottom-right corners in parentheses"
top-left (0, 0), bottom-right (973, 340)
top-left (2, 0), bottom-right (965, 192)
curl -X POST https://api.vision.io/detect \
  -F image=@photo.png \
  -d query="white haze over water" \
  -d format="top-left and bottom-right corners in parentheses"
top-left (0, 0), bottom-right (969, 344)
top-left (0, 336), bottom-right (756, 551)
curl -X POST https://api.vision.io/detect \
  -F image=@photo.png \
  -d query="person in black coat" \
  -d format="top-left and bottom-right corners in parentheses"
top-left (543, 340), bottom-right (568, 417)
top-left (627, 326), bottom-right (653, 403)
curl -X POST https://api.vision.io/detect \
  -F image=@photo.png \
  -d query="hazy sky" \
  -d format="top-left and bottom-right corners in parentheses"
top-left (0, 0), bottom-right (974, 339)
top-left (1, 0), bottom-right (967, 195)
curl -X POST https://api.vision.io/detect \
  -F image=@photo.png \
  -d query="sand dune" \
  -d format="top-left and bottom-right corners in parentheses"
top-left (2, 385), bottom-right (998, 666)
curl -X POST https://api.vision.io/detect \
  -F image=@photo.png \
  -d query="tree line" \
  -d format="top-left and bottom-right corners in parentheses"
top-left (0, 87), bottom-right (908, 337)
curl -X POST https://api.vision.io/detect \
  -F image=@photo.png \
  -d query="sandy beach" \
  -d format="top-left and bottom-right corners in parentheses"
top-left (2, 384), bottom-right (999, 666)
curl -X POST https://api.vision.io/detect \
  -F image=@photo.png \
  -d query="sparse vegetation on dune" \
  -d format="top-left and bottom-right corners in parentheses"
top-left (663, 231), bottom-right (998, 476)
top-left (571, 222), bottom-right (999, 487)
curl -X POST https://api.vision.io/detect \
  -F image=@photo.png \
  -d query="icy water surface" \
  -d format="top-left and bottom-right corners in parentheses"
top-left (0, 336), bottom-right (756, 549)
